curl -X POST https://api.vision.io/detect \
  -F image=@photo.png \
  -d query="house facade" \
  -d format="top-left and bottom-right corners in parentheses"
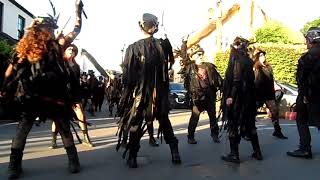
top-left (0, 0), bottom-right (34, 43)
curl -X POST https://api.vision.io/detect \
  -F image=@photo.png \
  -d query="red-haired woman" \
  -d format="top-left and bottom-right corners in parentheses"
top-left (2, 0), bottom-right (84, 178)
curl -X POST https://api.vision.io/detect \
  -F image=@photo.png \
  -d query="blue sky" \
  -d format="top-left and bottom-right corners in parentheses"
top-left (16, 0), bottom-right (319, 72)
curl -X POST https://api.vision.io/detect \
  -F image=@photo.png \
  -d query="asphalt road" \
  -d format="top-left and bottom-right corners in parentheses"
top-left (0, 106), bottom-right (319, 180)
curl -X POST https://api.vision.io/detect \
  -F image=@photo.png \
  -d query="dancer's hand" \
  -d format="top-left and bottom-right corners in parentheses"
top-left (303, 96), bottom-right (308, 104)
top-left (226, 97), bottom-right (233, 106)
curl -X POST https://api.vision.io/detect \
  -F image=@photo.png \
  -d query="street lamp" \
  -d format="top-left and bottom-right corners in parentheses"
top-left (121, 44), bottom-right (125, 64)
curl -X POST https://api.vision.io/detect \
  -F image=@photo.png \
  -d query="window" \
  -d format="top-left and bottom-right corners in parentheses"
top-left (17, 15), bottom-right (25, 39)
top-left (0, 2), bottom-right (3, 32)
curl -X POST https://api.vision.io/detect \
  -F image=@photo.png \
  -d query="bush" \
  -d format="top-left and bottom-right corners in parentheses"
top-left (254, 21), bottom-right (302, 44)
top-left (0, 39), bottom-right (13, 58)
top-left (214, 43), bottom-right (306, 84)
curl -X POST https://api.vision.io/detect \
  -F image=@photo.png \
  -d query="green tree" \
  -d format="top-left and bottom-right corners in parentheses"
top-left (255, 21), bottom-right (297, 44)
top-left (301, 17), bottom-right (320, 35)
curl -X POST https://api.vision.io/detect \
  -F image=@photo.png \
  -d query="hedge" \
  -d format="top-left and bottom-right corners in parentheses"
top-left (214, 43), bottom-right (306, 84)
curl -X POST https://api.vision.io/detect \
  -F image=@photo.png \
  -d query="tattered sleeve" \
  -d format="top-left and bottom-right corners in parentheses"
top-left (297, 56), bottom-right (312, 98)
top-left (122, 45), bottom-right (133, 87)
top-left (230, 60), bottom-right (241, 99)
top-left (165, 38), bottom-right (174, 64)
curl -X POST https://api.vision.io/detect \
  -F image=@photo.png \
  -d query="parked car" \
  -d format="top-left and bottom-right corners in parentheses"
top-left (169, 82), bottom-right (190, 109)
top-left (276, 81), bottom-right (298, 106)
top-left (257, 81), bottom-right (297, 115)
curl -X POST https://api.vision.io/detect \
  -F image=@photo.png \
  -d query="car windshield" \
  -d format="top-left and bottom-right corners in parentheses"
top-left (170, 83), bottom-right (185, 90)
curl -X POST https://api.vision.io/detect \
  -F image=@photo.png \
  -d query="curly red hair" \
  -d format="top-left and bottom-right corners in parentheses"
top-left (15, 27), bottom-right (54, 64)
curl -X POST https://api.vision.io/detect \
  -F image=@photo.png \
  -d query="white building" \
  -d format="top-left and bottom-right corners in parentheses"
top-left (0, 0), bottom-right (34, 43)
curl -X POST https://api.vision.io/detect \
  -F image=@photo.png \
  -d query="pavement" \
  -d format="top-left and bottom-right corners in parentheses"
top-left (0, 107), bottom-right (320, 180)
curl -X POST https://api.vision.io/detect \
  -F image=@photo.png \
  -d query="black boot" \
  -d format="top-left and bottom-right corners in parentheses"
top-left (8, 148), bottom-right (23, 180)
top-left (210, 129), bottom-right (220, 143)
top-left (221, 138), bottom-right (240, 164)
top-left (149, 137), bottom-right (159, 147)
top-left (211, 135), bottom-right (221, 143)
top-left (147, 123), bottom-right (159, 147)
top-left (127, 151), bottom-right (138, 168)
top-left (121, 133), bottom-right (128, 148)
top-left (287, 146), bottom-right (312, 159)
top-left (211, 126), bottom-right (220, 143)
top-left (273, 124), bottom-right (288, 139)
top-left (169, 142), bottom-right (181, 164)
top-left (82, 130), bottom-right (94, 147)
top-left (65, 145), bottom-right (80, 173)
top-left (187, 134), bottom-right (197, 144)
top-left (250, 134), bottom-right (263, 160)
top-left (49, 131), bottom-right (58, 149)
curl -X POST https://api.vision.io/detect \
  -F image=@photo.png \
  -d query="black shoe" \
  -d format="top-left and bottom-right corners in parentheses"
top-left (221, 153), bottom-right (240, 164)
top-left (211, 134), bottom-right (221, 143)
top-left (149, 138), bottom-right (159, 147)
top-left (49, 142), bottom-right (58, 149)
top-left (272, 131), bottom-right (288, 139)
top-left (287, 148), bottom-right (312, 159)
top-left (66, 146), bottom-right (80, 173)
top-left (169, 143), bottom-right (182, 165)
top-left (252, 151), bottom-right (263, 160)
top-left (127, 154), bottom-right (138, 168)
top-left (8, 167), bottom-right (22, 180)
top-left (8, 148), bottom-right (23, 180)
top-left (250, 133), bottom-right (263, 161)
top-left (187, 137), bottom-right (197, 144)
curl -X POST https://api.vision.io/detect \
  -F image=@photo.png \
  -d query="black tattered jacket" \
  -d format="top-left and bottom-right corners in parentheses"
top-left (296, 45), bottom-right (320, 126)
top-left (222, 48), bottom-right (256, 135)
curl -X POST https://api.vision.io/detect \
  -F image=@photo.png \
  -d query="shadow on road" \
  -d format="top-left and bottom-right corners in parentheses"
top-left (1, 107), bottom-right (320, 180)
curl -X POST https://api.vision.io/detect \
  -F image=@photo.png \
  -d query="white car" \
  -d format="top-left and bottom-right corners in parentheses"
top-left (258, 82), bottom-right (298, 115)
top-left (276, 82), bottom-right (298, 107)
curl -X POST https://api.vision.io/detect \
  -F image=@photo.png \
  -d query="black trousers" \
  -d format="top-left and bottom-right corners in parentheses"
top-left (128, 114), bottom-right (178, 154)
top-left (296, 96), bottom-right (311, 150)
top-left (226, 104), bottom-right (258, 142)
top-left (11, 112), bottom-right (75, 150)
top-left (188, 96), bottom-right (218, 138)
top-left (128, 90), bottom-right (178, 154)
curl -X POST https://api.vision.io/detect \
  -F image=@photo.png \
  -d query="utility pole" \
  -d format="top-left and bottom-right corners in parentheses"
top-left (121, 44), bottom-right (125, 64)
top-left (215, 0), bottom-right (223, 51)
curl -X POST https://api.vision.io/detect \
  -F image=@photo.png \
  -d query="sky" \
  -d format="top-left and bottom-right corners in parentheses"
top-left (16, 0), bottom-right (320, 72)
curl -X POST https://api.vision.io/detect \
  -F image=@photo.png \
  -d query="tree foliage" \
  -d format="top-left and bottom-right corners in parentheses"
top-left (301, 17), bottom-right (320, 35)
top-left (254, 21), bottom-right (301, 44)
